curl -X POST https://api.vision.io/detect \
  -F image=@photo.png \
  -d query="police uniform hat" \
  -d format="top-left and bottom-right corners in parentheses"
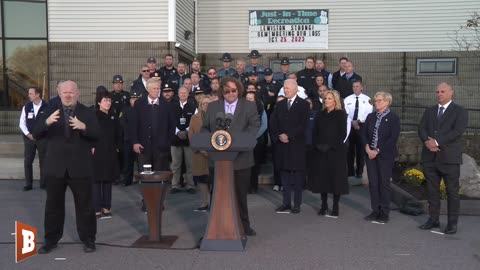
top-left (150, 72), bottom-right (162, 79)
top-left (112, 75), bottom-right (124, 83)
top-left (193, 87), bottom-right (204, 95)
top-left (220, 53), bottom-right (233, 62)
top-left (162, 84), bottom-right (173, 92)
top-left (130, 88), bottom-right (143, 98)
top-left (147, 57), bottom-right (157, 63)
top-left (264, 68), bottom-right (273, 75)
top-left (280, 57), bottom-right (290, 65)
top-left (248, 71), bottom-right (258, 76)
top-left (247, 50), bottom-right (262, 59)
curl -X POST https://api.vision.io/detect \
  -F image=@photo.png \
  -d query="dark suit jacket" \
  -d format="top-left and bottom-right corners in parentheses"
top-left (130, 96), bottom-right (176, 153)
top-left (130, 78), bottom-right (148, 97)
top-left (33, 102), bottom-right (100, 178)
top-left (418, 102), bottom-right (468, 164)
top-left (201, 98), bottom-right (260, 170)
top-left (269, 96), bottom-right (310, 171)
top-left (361, 110), bottom-right (400, 161)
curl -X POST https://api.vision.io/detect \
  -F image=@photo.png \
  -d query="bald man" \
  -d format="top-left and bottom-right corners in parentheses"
top-left (33, 80), bottom-right (101, 253)
top-left (418, 82), bottom-right (468, 234)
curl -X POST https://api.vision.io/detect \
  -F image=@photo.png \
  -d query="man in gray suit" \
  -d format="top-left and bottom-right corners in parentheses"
top-left (202, 76), bottom-right (260, 236)
top-left (418, 82), bottom-right (468, 234)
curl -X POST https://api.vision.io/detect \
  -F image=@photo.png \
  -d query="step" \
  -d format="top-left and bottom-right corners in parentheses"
top-left (0, 157), bottom-right (39, 180)
top-left (0, 136), bottom-right (24, 158)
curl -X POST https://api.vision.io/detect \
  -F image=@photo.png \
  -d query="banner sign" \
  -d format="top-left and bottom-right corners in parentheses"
top-left (249, 9), bottom-right (329, 49)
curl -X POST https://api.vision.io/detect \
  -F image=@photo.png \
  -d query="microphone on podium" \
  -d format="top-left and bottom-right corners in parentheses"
top-left (224, 113), bottom-right (233, 130)
top-left (215, 112), bottom-right (225, 130)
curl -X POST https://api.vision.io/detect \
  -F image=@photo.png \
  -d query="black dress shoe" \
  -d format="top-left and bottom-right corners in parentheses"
top-left (364, 211), bottom-right (379, 221)
top-left (444, 224), bottom-right (457, 235)
top-left (83, 241), bottom-right (96, 253)
top-left (376, 212), bottom-right (389, 223)
top-left (23, 185), bottom-right (32, 191)
top-left (244, 227), bottom-right (256, 236)
top-left (291, 207), bottom-right (301, 214)
top-left (275, 205), bottom-right (291, 213)
top-left (38, 243), bottom-right (57, 254)
top-left (318, 205), bottom-right (328, 216)
top-left (170, 188), bottom-right (181, 194)
top-left (419, 219), bottom-right (440, 230)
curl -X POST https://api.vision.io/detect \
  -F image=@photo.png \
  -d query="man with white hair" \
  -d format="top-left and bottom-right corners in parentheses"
top-left (269, 79), bottom-right (309, 214)
top-left (277, 73), bottom-right (308, 99)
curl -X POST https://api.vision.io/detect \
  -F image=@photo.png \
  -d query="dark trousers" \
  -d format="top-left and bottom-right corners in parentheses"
top-left (250, 141), bottom-right (264, 191)
top-left (423, 163), bottom-right (460, 224)
top-left (271, 144), bottom-right (282, 186)
top-left (138, 149), bottom-right (170, 171)
top-left (234, 168), bottom-right (252, 229)
top-left (92, 182), bottom-right (112, 212)
top-left (347, 128), bottom-right (365, 177)
top-left (123, 141), bottom-right (135, 185)
top-left (44, 171), bottom-right (96, 244)
top-left (281, 170), bottom-right (305, 207)
top-left (24, 137), bottom-right (47, 187)
top-left (365, 158), bottom-right (394, 215)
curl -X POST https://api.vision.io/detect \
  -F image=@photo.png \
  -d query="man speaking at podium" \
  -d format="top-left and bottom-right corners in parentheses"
top-left (202, 76), bottom-right (260, 236)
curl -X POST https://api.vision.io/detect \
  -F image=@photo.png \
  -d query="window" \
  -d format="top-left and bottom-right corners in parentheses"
top-left (416, 58), bottom-right (457, 75)
top-left (269, 59), bottom-right (305, 73)
top-left (1, 0), bottom-right (48, 109)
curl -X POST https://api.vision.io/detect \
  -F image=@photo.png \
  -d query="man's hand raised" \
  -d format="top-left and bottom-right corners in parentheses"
top-left (46, 109), bottom-right (60, 126)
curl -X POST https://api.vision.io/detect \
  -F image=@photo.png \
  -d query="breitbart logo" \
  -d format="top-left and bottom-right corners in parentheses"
top-left (15, 221), bottom-right (37, 263)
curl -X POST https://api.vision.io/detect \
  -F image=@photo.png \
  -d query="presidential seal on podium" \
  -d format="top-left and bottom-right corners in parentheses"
top-left (211, 130), bottom-right (232, 151)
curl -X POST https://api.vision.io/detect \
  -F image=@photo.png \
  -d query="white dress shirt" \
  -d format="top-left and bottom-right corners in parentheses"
top-left (344, 93), bottom-right (373, 123)
top-left (19, 100), bottom-right (43, 136)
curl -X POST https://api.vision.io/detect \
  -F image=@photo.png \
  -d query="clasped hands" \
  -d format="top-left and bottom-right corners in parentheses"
top-left (425, 137), bottom-right (440, 152)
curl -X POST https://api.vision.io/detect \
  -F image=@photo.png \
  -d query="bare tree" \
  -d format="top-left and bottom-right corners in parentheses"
top-left (453, 12), bottom-right (480, 56)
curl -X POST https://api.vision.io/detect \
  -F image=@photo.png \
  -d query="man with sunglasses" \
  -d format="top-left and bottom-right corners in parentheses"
top-left (130, 65), bottom-right (150, 97)
top-left (201, 77), bottom-right (260, 236)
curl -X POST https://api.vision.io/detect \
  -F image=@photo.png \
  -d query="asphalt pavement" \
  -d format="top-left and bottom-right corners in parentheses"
top-left (1, 180), bottom-right (479, 270)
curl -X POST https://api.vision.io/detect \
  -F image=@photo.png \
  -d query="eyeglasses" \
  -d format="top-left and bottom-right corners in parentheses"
top-left (224, 89), bottom-right (237, 94)
top-left (142, 70), bottom-right (150, 72)
top-left (374, 99), bottom-right (384, 103)
top-left (208, 72), bottom-right (217, 75)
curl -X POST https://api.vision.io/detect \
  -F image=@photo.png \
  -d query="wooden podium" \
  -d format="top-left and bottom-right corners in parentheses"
top-left (191, 132), bottom-right (256, 251)
top-left (132, 171), bottom-right (178, 248)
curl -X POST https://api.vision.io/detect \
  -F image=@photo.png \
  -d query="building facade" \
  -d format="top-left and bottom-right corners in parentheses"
top-left (0, 0), bottom-right (479, 135)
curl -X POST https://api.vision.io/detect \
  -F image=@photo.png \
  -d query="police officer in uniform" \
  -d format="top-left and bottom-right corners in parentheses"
top-left (119, 88), bottom-right (143, 186)
top-left (111, 75), bottom-right (131, 118)
top-left (233, 59), bottom-right (249, 86)
top-left (169, 62), bottom-right (189, 96)
top-left (273, 57), bottom-right (291, 85)
top-left (259, 68), bottom-right (280, 118)
top-left (246, 50), bottom-right (265, 82)
top-left (157, 53), bottom-right (178, 85)
top-left (296, 57), bottom-right (321, 98)
top-left (218, 53), bottom-right (236, 79)
top-left (110, 75), bottom-right (130, 184)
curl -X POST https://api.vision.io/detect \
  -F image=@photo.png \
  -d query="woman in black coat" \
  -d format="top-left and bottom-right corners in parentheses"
top-left (92, 86), bottom-right (120, 218)
top-left (309, 90), bottom-right (348, 217)
top-left (361, 92), bottom-right (400, 223)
